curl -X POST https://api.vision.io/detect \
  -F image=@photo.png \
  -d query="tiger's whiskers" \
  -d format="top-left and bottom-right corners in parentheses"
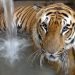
top-left (27, 50), bottom-right (40, 62)
top-left (27, 49), bottom-right (45, 66)
top-left (31, 51), bottom-right (42, 63)
top-left (31, 52), bottom-right (39, 63)
top-left (40, 53), bottom-right (45, 67)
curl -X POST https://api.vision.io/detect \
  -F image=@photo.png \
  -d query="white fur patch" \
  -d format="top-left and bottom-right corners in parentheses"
top-left (41, 13), bottom-right (50, 24)
top-left (64, 38), bottom-right (75, 50)
top-left (33, 6), bottom-right (38, 10)
top-left (45, 52), bottom-right (59, 62)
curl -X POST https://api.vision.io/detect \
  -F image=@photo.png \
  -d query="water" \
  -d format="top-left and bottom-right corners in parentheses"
top-left (0, 0), bottom-right (55, 75)
top-left (1, 0), bottom-right (18, 64)
top-left (0, 0), bottom-right (32, 64)
top-left (2, 0), bottom-right (16, 39)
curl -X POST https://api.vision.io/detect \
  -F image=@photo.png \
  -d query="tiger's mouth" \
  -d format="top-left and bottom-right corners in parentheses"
top-left (45, 52), bottom-right (60, 62)
top-left (41, 48), bottom-right (65, 62)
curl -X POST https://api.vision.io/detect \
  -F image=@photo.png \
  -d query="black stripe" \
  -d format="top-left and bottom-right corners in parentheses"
top-left (20, 6), bottom-right (32, 22)
top-left (17, 6), bottom-right (32, 31)
top-left (17, 6), bottom-right (31, 29)
top-left (15, 7), bottom-right (22, 12)
top-left (46, 12), bottom-right (53, 16)
top-left (15, 6), bottom-right (22, 12)
top-left (26, 9), bottom-right (34, 27)
top-left (15, 7), bottom-right (26, 26)
top-left (16, 6), bottom-right (25, 17)
top-left (28, 11), bottom-right (36, 28)
top-left (61, 13), bottom-right (68, 17)
top-left (21, 7), bottom-right (32, 30)
top-left (24, 7), bottom-right (34, 31)
top-left (70, 39), bottom-right (74, 44)
top-left (72, 48), bottom-right (75, 62)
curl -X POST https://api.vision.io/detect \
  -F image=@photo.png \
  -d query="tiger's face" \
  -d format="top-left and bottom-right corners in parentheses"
top-left (37, 13), bottom-right (66, 62)
top-left (32, 3), bottom-right (75, 63)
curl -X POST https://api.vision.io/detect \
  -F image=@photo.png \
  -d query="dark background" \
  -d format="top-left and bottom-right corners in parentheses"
top-left (14, 0), bottom-right (75, 9)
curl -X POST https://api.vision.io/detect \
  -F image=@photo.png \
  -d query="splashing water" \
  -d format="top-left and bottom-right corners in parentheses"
top-left (0, 0), bottom-right (32, 64)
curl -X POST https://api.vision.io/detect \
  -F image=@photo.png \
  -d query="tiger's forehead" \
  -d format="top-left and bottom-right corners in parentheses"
top-left (39, 3), bottom-right (75, 27)
top-left (40, 11), bottom-right (72, 25)
top-left (45, 3), bottom-right (74, 14)
top-left (40, 6), bottom-right (75, 25)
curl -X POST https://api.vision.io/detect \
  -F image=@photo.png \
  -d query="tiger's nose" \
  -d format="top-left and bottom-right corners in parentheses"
top-left (49, 54), bottom-right (56, 59)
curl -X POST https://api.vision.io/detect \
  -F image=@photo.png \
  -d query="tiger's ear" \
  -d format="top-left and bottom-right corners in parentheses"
top-left (33, 4), bottom-right (46, 19)
top-left (32, 4), bottom-right (44, 12)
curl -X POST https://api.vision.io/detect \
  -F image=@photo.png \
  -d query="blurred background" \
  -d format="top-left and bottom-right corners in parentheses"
top-left (14, 0), bottom-right (75, 9)
top-left (0, 0), bottom-right (75, 75)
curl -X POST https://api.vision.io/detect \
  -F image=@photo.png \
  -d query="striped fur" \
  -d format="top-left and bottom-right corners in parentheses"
top-left (14, 5), bottom-right (37, 33)
top-left (32, 3), bottom-right (75, 75)
top-left (0, 5), bottom-right (40, 33)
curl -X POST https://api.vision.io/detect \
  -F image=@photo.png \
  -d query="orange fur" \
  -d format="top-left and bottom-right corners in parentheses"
top-left (32, 3), bottom-right (75, 75)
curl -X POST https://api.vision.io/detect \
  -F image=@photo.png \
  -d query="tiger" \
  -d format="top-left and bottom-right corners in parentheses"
top-left (14, 5), bottom-right (41, 33)
top-left (31, 3), bottom-right (75, 75)
top-left (0, 5), bottom-right (41, 33)
top-left (0, 3), bottom-right (75, 75)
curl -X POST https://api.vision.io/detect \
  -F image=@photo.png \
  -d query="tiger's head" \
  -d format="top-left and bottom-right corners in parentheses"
top-left (32, 3), bottom-right (75, 67)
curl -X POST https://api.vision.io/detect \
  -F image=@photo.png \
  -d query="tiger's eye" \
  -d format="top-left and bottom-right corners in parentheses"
top-left (62, 26), bottom-right (68, 32)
